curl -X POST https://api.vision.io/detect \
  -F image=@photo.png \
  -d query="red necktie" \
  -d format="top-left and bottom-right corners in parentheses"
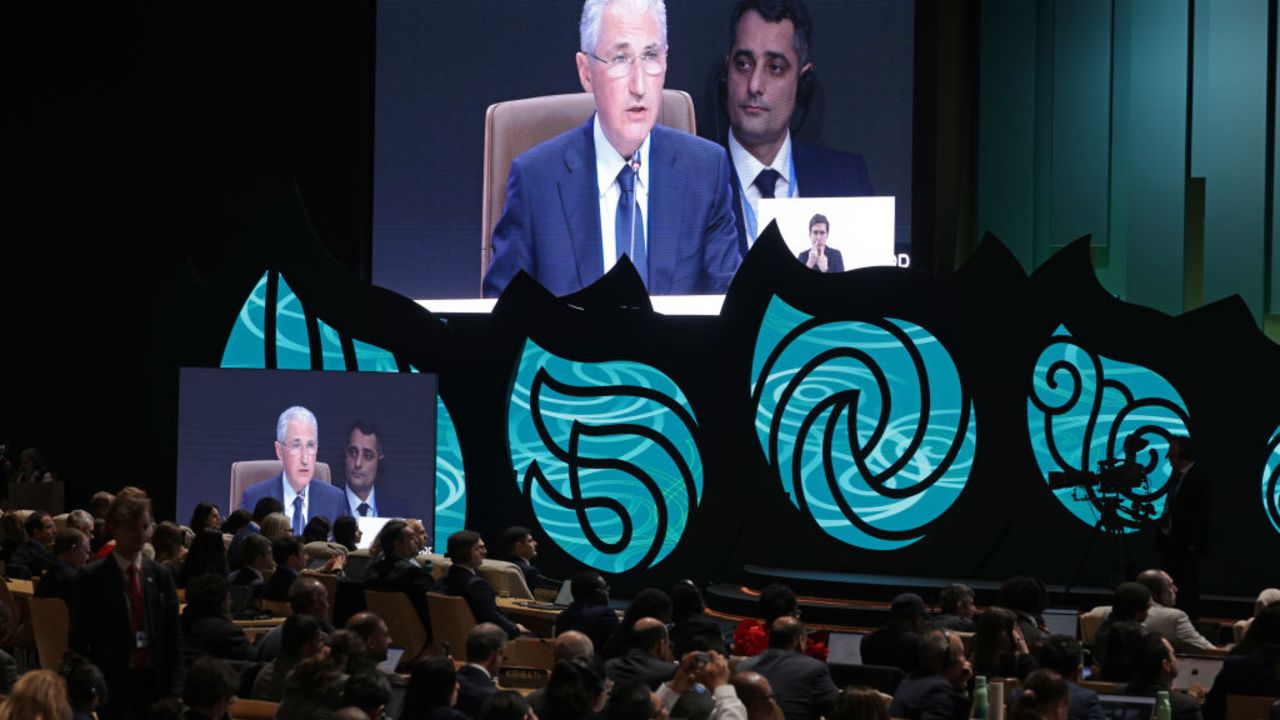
top-left (127, 564), bottom-right (150, 667)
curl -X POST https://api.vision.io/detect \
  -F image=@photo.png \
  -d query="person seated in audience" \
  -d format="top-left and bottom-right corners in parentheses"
top-left (605, 617), bottom-right (678, 690)
top-left (658, 649), bottom-right (746, 720)
top-left (0, 602), bottom-right (16, 694)
top-left (346, 611), bottom-right (393, 675)
top-left (1009, 669), bottom-right (1070, 720)
top-left (9, 509), bottom-right (57, 578)
top-left (483, 690), bottom-right (538, 720)
top-left (262, 534), bottom-right (309, 601)
top-left (542, 656), bottom-right (610, 720)
top-left (227, 532), bottom-right (272, 598)
top-left (181, 656), bottom-right (240, 720)
top-left (253, 613), bottom-right (327, 701)
top-left (333, 515), bottom-right (361, 552)
top-left (739, 616), bottom-right (838, 720)
top-left (1123, 633), bottom-right (1204, 720)
top-left (731, 671), bottom-right (782, 720)
top-left (0, 669), bottom-right (72, 720)
top-left (180, 572), bottom-right (255, 662)
top-left (150, 521), bottom-right (186, 574)
top-left (34, 527), bottom-right (90, 600)
top-left (260, 510), bottom-right (293, 543)
top-left (305, 515), bottom-right (349, 560)
top-left (0, 513), bottom-right (27, 566)
top-left (970, 606), bottom-right (1036, 680)
top-left (605, 587), bottom-right (674, 659)
top-left (1202, 603), bottom-right (1280, 720)
top-left (88, 491), bottom-right (115, 520)
top-left (1093, 581), bottom-right (1151, 673)
top-left (405, 518), bottom-right (430, 554)
top-left (733, 583), bottom-right (797, 658)
top-left (188, 501), bottom-right (222, 532)
top-left (609, 683), bottom-right (669, 720)
top-left (256, 575), bottom-right (332, 661)
top-left (65, 508), bottom-right (95, 539)
top-left (1097, 621), bottom-right (1146, 683)
top-left (1136, 569), bottom-right (1218, 652)
top-left (1000, 576), bottom-right (1050, 649)
top-left (527, 631), bottom-right (596, 715)
top-left (59, 651), bottom-right (108, 720)
top-left (933, 583), bottom-right (977, 632)
top-left (364, 519), bottom-right (436, 634)
top-left (436, 529), bottom-right (528, 638)
top-left (889, 630), bottom-right (973, 720)
top-left (556, 571), bottom-right (619, 656)
top-left (669, 579), bottom-right (728, 656)
top-left (862, 592), bottom-right (928, 673)
top-left (90, 485), bottom-right (150, 561)
top-left (177, 527), bottom-right (228, 588)
top-left (343, 672), bottom-right (394, 720)
top-left (401, 655), bottom-right (468, 720)
top-left (1033, 634), bottom-right (1106, 720)
top-left (830, 686), bottom-right (890, 720)
top-left (1233, 588), bottom-right (1280, 642)
top-left (226, 498), bottom-right (280, 572)
top-left (327, 627), bottom-right (371, 671)
top-left (500, 525), bottom-right (560, 592)
top-left (276, 637), bottom-right (353, 720)
top-left (458, 622), bottom-right (510, 718)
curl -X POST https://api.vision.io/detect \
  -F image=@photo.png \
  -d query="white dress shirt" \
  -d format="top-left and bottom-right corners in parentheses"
top-left (728, 130), bottom-right (797, 245)
top-left (345, 485), bottom-right (378, 518)
top-left (282, 476), bottom-right (308, 527)
top-left (594, 114), bottom-right (651, 275)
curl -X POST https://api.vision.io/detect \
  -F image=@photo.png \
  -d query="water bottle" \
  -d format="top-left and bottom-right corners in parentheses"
top-left (973, 676), bottom-right (989, 720)
top-left (1157, 690), bottom-right (1172, 720)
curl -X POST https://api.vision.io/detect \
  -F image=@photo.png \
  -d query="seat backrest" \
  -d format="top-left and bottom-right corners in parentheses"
top-left (1227, 695), bottom-right (1280, 720)
top-left (480, 89), bottom-right (697, 278)
top-left (228, 460), bottom-right (331, 513)
top-left (477, 558), bottom-right (535, 601)
top-left (365, 589), bottom-right (431, 662)
top-left (28, 596), bottom-right (69, 670)
top-left (1080, 605), bottom-right (1111, 645)
top-left (506, 636), bottom-right (555, 670)
top-left (228, 698), bottom-right (281, 720)
top-left (427, 592), bottom-right (478, 659)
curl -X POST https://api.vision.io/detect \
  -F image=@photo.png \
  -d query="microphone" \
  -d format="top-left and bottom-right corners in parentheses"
top-left (630, 149), bottom-right (641, 174)
top-left (628, 150), bottom-right (641, 258)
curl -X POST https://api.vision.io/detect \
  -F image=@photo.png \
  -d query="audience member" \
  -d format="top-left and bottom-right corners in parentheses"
top-left (9, 509), bottom-right (57, 578)
top-left (1135, 569), bottom-right (1218, 652)
top-left (1202, 603), bottom-right (1280, 720)
top-left (262, 535), bottom-right (309, 601)
top-left (501, 525), bottom-right (559, 591)
top-left (970, 606), bottom-right (1036, 679)
top-left (527, 631), bottom-right (596, 716)
top-left (669, 580), bottom-right (727, 656)
top-left (731, 672), bottom-right (781, 720)
top-left (605, 617), bottom-right (678, 690)
top-left (334, 515), bottom-right (361, 552)
top-left (738, 616), bottom-right (838, 720)
top-left (343, 671), bottom-right (394, 720)
top-left (401, 655), bottom-right (467, 720)
top-left (365, 519), bottom-right (435, 634)
top-left (483, 690), bottom-right (538, 720)
top-left (1009, 669), bottom-right (1069, 720)
top-left (1096, 621), bottom-right (1146, 683)
top-left (437, 530), bottom-right (527, 638)
top-left (256, 575), bottom-right (331, 662)
top-left (407, 519), bottom-right (430, 554)
top-left (0, 602), bottom-right (15, 694)
top-left (609, 682), bottom-right (669, 720)
top-left (253, 613), bottom-right (327, 701)
top-left (277, 651), bottom-right (349, 720)
top-left (346, 611), bottom-right (394, 675)
top-left (933, 584), bottom-right (977, 632)
top-left (33, 527), bottom-right (89, 600)
top-left (90, 486), bottom-right (150, 561)
top-left (178, 528), bottom-right (229, 588)
top-left (0, 514), bottom-right (27, 566)
top-left (1093, 581), bottom-right (1152, 677)
top-left (830, 686), bottom-right (890, 720)
top-left (541, 656), bottom-right (609, 720)
top-left (1122, 633), bottom-right (1203, 720)
top-left (658, 649), bottom-right (745, 720)
top-left (188, 502), bottom-right (222, 532)
top-left (227, 532), bottom-right (272, 597)
top-left (65, 509), bottom-right (95, 539)
top-left (0, 669), bottom-right (72, 720)
top-left (1034, 635), bottom-right (1106, 720)
top-left (88, 491), bottom-right (115, 520)
top-left (225, 499), bottom-right (279, 572)
top-left (59, 651), bottom-right (108, 720)
top-left (556, 570), bottom-right (619, 654)
top-left (457, 623), bottom-right (509, 718)
top-left (260, 511), bottom-right (292, 542)
top-left (179, 572), bottom-right (255, 662)
top-left (861, 593), bottom-right (928, 673)
top-left (1000, 576), bottom-right (1050, 649)
top-left (605, 588), bottom-right (674, 659)
top-left (307, 516), bottom-right (350, 559)
top-left (889, 630), bottom-right (972, 720)
top-left (733, 584), bottom-right (797, 658)
top-left (181, 657), bottom-right (239, 720)
top-left (150, 521), bottom-right (186, 573)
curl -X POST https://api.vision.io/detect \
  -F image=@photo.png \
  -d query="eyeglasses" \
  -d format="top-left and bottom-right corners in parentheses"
top-left (590, 49), bottom-right (667, 79)
top-left (281, 440), bottom-right (318, 456)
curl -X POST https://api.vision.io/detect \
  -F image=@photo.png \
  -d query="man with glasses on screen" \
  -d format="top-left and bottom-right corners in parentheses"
top-left (342, 420), bottom-right (408, 519)
top-left (482, 0), bottom-right (741, 299)
top-left (240, 405), bottom-right (348, 534)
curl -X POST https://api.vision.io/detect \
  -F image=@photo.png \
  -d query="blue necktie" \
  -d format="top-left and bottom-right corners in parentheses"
top-left (292, 494), bottom-right (305, 536)
top-left (615, 163), bottom-right (647, 286)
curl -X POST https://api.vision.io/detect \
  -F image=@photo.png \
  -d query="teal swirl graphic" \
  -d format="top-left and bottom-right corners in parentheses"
top-left (1027, 325), bottom-right (1189, 532)
top-left (1265, 425), bottom-right (1280, 535)
top-left (508, 340), bottom-right (703, 573)
top-left (750, 296), bottom-right (976, 551)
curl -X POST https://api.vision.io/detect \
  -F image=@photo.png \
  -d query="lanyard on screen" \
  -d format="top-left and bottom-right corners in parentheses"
top-left (742, 153), bottom-right (799, 244)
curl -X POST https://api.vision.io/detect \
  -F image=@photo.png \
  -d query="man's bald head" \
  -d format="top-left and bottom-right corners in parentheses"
top-left (555, 630), bottom-right (595, 662)
top-left (1136, 569), bottom-right (1175, 606)
top-left (633, 616), bottom-right (670, 659)
top-left (768, 615), bottom-right (805, 651)
top-left (731, 672), bottom-right (776, 720)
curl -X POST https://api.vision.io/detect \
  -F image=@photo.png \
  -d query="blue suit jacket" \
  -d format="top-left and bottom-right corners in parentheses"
top-left (239, 473), bottom-right (348, 526)
top-left (483, 118), bottom-right (742, 298)
top-left (728, 140), bottom-right (875, 257)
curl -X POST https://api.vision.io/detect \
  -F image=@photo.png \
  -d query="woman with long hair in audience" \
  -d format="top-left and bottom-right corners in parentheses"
top-left (971, 606), bottom-right (1037, 680)
top-left (400, 655), bottom-right (468, 720)
top-left (178, 528), bottom-right (229, 587)
top-left (1203, 602), bottom-right (1280, 720)
top-left (188, 501), bottom-right (222, 532)
top-left (260, 511), bottom-right (292, 542)
top-left (830, 686), bottom-right (890, 720)
top-left (541, 656), bottom-right (608, 720)
top-left (0, 669), bottom-right (73, 720)
top-left (1010, 669), bottom-right (1069, 720)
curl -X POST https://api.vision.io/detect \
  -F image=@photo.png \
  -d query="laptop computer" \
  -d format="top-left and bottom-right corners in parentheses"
top-left (516, 579), bottom-right (574, 611)
top-left (826, 632), bottom-right (865, 666)
top-left (1042, 608), bottom-right (1079, 638)
top-left (1098, 694), bottom-right (1156, 720)
top-left (377, 646), bottom-right (407, 674)
top-left (1174, 655), bottom-right (1223, 691)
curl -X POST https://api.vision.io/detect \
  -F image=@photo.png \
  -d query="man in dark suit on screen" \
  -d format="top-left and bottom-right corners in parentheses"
top-left (723, 0), bottom-right (875, 253)
top-left (341, 420), bottom-right (410, 519)
top-left (1157, 435), bottom-right (1209, 618)
top-left (436, 530), bottom-right (528, 638)
top-left (239, 405), bottom-right (348, 535)
top-left (482, 0), bottom-right (741, 298)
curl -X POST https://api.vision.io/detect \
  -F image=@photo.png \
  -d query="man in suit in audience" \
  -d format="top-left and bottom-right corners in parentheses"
top-left (255, 576), bottom-right (331, 662)
top-left (500, 525), bottom-right (559, 592)
top-left (341, 420), bottom-right (409, 519)
top-left (262, 535), bottom-right (308, 602)
top-left (555, 570), bottom-right (620, 653)
top-left (890, 630), bottom-right (973, 720)
top-left (68, 493), bottom-right (182, 720)
top-left (1031, 635), bottom-right (1106, 720)
top-left (239, 405), bottom-right (348, 534)
top-left (227, 533), bottom-right (271, 598)
top-left (252, 613), bottom-right (327, 702)
top-left (10, 510), bottom-right (58, 578)
top-left (436, 529), bottom-right (528, 638)
top-left (34, 527), bottom-right (90, 600)
top-left (456, 623), bottom-right (508, 718)
top-left (862, 592), bottom-right (928, 673)
top-left (606, 617), bottom-right (678, 690)
top-left (738, 616), bottom-right (838, 720)
top-left (932, 584), bottom-right (976, 633)
top-left (1136, 569), bottom-right (1218, 652)
top-left (345, 611), bottom-right (394, 676)
top-left (364, 518), bottom-right (435, 637)
top-left (1123, 634), bottom-right (1205, 720)
top-left (1158, 435), bottom-right (1209, 619)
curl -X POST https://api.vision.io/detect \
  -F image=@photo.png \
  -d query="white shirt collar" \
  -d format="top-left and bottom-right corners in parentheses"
top-left (112, 549), bottom-right (143, 573)
top-left (593, 114), bottom-right (651, 198)
top-left (282, 476), bottom-right (307, 520)
top-left (728, 129), bottom-right (794, 199)
top-left (346, 485), bottom-right (377, 517)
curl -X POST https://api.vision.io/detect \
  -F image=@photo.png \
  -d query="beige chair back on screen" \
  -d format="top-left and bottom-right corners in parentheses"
top-left (227, 460), bottom-right (331, 513)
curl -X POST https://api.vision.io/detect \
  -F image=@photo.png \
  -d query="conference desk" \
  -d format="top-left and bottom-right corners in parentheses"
top-left (497, 597), bottom-right (559, 637)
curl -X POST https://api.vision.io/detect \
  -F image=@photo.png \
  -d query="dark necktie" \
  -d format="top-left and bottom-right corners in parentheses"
top-left (358, 502), bottom-right (370, 517)
top-left (615, 164), bottom-right (647, 286)
top-left (753, 168), bottom-right (781, 199)
top-left (127, 564), bottom-right (150, 667)
top-left (292, 494), bottom-right (305, 536)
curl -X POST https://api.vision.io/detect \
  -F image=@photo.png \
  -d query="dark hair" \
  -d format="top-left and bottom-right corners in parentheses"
top-left (502, 526), bottom-right (532, 555)
top-left (303, 515), bottom-right (332, 544)
top-left (1000, 576), bottom-right (1048, 616)
top-left (939, 584), bottom-right (974, 615)
top-left (1011, 669), bottom-right (1069, 720)
top-left (544, 657), bottom-right (607, 720)
top-left (1234, 603), bottom-right (1280, 655)
top-left (1111, 582), bottom-right (1152, 622)
top-left (1098, 621), bottom-right (1145, 682)
top-left (24, 510), bottom-right (50, 537)
top-left (623, 588), bottom-right (674, 627)
top-left (347, 420), bottom-right (384, 454)
top-left (181, 528), bottom-right (229, 585)
top-left (380, 520), bottom-right (410, 558)
top-left (970, 606), bottom-right (1018, 676)
top-left (1131, 633), bottom-right (1173, 685)
top-left (272, 535), bottom-right (304, 566)
top-left (252, 496), bottom-right (284, 523)
top-left (88, 491), bottom-right (115, 517)
top-left (447, 529), bottom-right (483, 564)
top-left (288, 576), bottom-right (328, 615)
top-left (183, 656), bottom-right (239, 709)
top-left (343, 671), bottom-right (393, 714)
top-left (482, 690), bottom-right (533, 720)
top-left (831, 686), bottom-right (890, 720)
top-left (281, 614), bottom-right (324, 657)
top-left (467, 623), bottom-right (509, 663)
top-left (59, 651), bottom-right (107, 712)
top-left (918, 631), bottom-right (958, 674)
top-left (809, 213), bottom-right (829, 232)
top-left (401, 655), bottom-right (459, 715)
top-left (347, 612), bottom-right (386, 642)
top-left (52, 528), bottom-right (87, 557)
top-left (728, 0), bottom-right (814, 66)
top-left (327, 628), bottom-right (368, 672)
top-left (221, 509), bottom-right (253, 536)
top-left (150, 522), bottom-right (185, 560)
top-left (1037, 635), bottom-right (1084, 679)
top-left (240, 532), bottom-right (272, 567)
top-left (571, 570), bottom-right (609, 604)
top-left (608, 683), bottom-right (657, 720)
top-left (670, 580), bottom-right (705, 621)
top-left (333, 515), bottom-right (359, 550)
top-left (182, 572), bottom-right (230, 624)
top-left (189, 502), bottom-right (220, 531)
top-left (759, 584), bottom-right (797, 624)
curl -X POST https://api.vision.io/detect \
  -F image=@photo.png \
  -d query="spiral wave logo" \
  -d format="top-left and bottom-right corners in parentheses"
top-left (508, 340), bottom-right (703, 573)
top-left (750, 296), bottom-right (976, 551)
top-left (1264, 426), bottom-right (1280, 536)
top-left (1027, 326), bottom-right (1190, 533)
